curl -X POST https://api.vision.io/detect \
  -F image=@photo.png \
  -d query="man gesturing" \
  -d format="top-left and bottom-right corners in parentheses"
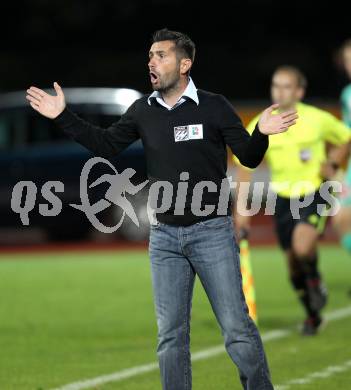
top-left (27, 28), bottom-right (297, 390)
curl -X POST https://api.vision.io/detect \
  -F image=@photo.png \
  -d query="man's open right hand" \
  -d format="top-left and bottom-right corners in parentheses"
top-left (26, 82), bottom-right (66, 119)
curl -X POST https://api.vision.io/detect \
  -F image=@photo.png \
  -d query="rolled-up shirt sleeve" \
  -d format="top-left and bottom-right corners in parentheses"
top-left (53, 100), bottom-right (140, 159)
top-left (216, 95), bottom-right (268, 168)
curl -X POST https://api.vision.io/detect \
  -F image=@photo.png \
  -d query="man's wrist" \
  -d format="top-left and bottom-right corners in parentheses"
top-left (53, 106), bottom-right (67, 120)
top-left (254, 122), bottom-right (268, 138)
top-left (52, 106), bottom-right (77, 130)
top-left (53, 106), bottom-right (71, 124)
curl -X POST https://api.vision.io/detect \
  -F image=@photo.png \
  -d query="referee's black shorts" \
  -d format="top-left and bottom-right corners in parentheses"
top-left (273, 190), bottom-right (329, 250)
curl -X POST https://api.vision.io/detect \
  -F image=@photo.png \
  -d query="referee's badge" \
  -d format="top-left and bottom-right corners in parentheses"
top-left (174, 124), bottom-right (203, 142)
top-left (299, 148), bottom-right (312, 162)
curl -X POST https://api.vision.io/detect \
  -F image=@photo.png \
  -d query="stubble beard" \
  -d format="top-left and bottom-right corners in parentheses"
top-left (152, 67), bottom-right (181, 95)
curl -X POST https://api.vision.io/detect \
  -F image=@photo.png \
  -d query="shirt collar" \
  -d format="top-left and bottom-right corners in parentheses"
top-left (147, 76), bottom-right (199, 106)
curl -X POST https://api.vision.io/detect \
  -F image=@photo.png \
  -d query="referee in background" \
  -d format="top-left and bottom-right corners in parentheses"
top-left (26, 28), bottom-right (297, 390)
top-left (234, 66), bottom-right (351, 335)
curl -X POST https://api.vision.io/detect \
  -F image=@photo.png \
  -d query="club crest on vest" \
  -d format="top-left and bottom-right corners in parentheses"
top-left (174, 124), bottom-right (203, 142)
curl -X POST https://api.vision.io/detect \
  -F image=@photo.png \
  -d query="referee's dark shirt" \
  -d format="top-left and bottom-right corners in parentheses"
top-left (54, 88), bottom-right (268, 226)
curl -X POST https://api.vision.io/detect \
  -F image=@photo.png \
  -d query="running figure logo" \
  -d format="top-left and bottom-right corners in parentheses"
top-left (71, 157), bottom-right (149, 233)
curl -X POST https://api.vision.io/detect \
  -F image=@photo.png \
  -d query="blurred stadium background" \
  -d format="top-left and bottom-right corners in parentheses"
top-left (0, 1), bottom-right (350, 389)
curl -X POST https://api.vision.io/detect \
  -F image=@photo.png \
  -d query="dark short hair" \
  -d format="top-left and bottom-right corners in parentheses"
top-left (151, 28), bottom-right (196, 63)
top-left (341, 38), bottom-right (351, 53)
top-left (273, 65), bottom-right (308, 89)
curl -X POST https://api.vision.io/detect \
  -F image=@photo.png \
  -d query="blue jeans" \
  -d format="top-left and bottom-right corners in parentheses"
top-left (148, 215), bottom-right (273, 390)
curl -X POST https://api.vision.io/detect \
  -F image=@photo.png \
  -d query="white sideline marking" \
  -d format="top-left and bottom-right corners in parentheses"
top-left (274, 359), bottom-right (351, 389)
top-left (50, 306), bottom-right (351, 390)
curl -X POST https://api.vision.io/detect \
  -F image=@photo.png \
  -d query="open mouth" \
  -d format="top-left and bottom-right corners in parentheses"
top-left (149, 71), bottom-right (159, 84)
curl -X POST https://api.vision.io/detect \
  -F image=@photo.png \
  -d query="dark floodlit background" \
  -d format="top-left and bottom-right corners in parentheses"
top-left (1, 0), bottom-right (350, 245)
top-left (1, 3), bottom-right (351, 390)
top-left (1, 0), bottom-right (350, 98)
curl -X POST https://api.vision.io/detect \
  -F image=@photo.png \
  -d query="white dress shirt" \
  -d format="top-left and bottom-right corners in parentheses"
top-left (147, 76), bottom-right (199, 110)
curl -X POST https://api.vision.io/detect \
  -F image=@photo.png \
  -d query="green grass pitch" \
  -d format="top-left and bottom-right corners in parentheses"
top-left (0, 244), bottom-right (350, 389)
